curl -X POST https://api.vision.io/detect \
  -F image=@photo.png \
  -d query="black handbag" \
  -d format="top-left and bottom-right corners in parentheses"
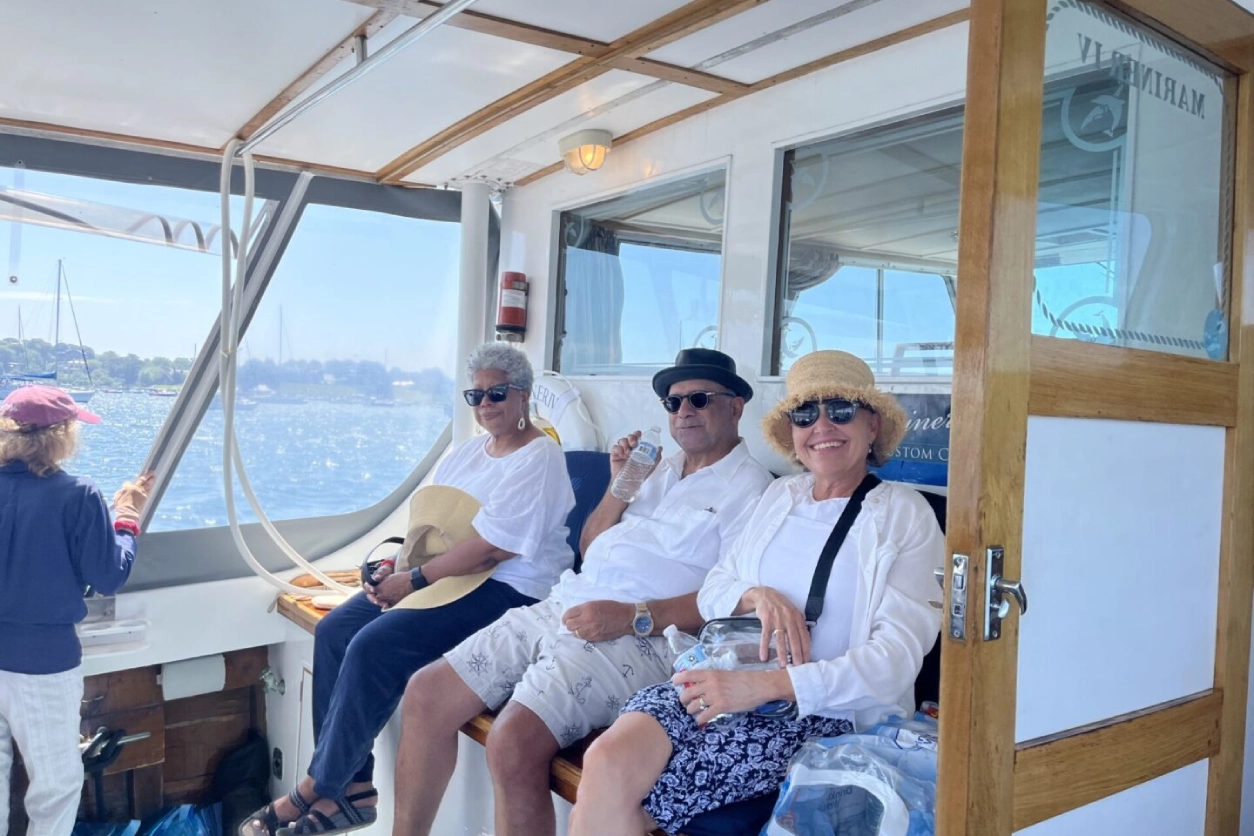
top-left (695, 473), bottom-right (882, 720)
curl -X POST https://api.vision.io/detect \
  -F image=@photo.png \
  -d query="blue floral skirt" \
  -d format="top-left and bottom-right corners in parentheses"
top-left (622, 682), bottom-right (853, 833)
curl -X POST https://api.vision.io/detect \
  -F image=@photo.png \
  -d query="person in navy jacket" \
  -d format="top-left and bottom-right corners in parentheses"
top-left (0, 385), bottom-right (152, 836)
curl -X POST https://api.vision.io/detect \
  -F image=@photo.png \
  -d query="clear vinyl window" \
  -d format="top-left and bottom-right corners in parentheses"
top-left (155, 202), bottom-right (460, 531)
top-left (0, 162), bottom-right (270, 515)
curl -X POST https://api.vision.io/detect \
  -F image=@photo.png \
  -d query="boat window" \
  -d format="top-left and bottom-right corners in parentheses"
top-left (154, 202), bottom-right (460, 531)
top-left (554, 170), bottom-right (725, 376)
top-left (772, 112), bottom-right (963, 376)
top-left (0, 161), bottom-right (273, 501)
top-left (1034, 0), bottom-right (1233, 359)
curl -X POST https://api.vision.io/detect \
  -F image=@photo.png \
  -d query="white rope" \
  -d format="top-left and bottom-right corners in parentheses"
top-left (218, 142), bottom-right (357, 597)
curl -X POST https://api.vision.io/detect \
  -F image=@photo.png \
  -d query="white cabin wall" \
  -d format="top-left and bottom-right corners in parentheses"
top-left (497, 18), bottom-right (1254, 835)
top-left (500, 23), bottom-right (969, 475)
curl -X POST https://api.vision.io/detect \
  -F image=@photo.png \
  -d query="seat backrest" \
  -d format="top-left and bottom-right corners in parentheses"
top-left (563, 451), bottom-right (611, 572)
top-left (913, 489), bottom-right (946, 709)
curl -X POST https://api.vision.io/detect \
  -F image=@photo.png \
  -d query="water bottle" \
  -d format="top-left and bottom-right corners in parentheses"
top-left (666, 625), bottom-right (742, 725)
top-left (664, 624), bottom-right (703, 669)
top-left (610, 426), bottom-right (662, 502)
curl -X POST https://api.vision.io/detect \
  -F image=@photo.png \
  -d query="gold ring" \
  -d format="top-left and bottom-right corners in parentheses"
top-left (772, 628), bottom-right (784, 635)
top-left (698, 696), bottom-right (709, 712)
top-left (785, 653), bottom-right (794, 665)
top-left (574, 630), bottom-right (582, 639)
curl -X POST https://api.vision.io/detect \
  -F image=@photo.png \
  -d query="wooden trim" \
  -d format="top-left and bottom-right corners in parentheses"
top-left (1206, 71), bottom-right (1254, 836)
top-left (1109, 0), bottom-right (1254, 73)
top-left (274, 594), bottom-right (325, 635)
top-left (628, 61), bottom-right (749, 96)
top-left (938, 0), bottom-right (1046, 834)
top-left (1015, 691), bottom-right (1223, 830)
top-left (752, 9), bottom-right (970, 91)
top-left (513, 10), bottom-right (968, 187)
top-left (375, 0), bottom-right (767, 183)
top-left (341, 0), bottom-right (748, 93)
top-left (232, 9), bottom-right (401, 142)
top-left (1028, 337), bottom-right (1240, 425)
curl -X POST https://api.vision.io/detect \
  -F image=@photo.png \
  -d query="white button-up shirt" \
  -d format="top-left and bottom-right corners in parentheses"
top-left (698, 475), bottom-right (944, 729)
top-left (551, 440), bottom-right (773, 620)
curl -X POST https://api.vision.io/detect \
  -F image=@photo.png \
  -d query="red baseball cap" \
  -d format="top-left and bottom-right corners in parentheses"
top-left (0, 385), bottom-right (100, 428)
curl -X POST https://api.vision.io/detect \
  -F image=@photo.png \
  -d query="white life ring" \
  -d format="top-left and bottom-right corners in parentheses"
top-left (530, 370), bottom-right (602, 451)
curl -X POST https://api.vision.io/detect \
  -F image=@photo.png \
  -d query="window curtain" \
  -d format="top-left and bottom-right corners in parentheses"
top-left (561, 218), bottom-right (624, 372)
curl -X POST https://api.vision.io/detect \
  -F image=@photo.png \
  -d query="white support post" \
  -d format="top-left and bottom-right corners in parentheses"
top-left (455, 181), bottom-right (491, 445)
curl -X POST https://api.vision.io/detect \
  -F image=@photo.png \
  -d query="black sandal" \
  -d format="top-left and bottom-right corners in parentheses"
top-left (239, 787), bottom-right (314, 836)
top-left (277, 790), bottom-right (379, 836)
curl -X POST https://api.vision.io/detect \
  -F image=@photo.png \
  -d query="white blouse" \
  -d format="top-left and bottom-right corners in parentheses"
top-left (434, 434), bottom-right (575, 601)
top-left (757, 495), bottom-right (858, 665)
top-left (698, 475), bottom-right (944, 728)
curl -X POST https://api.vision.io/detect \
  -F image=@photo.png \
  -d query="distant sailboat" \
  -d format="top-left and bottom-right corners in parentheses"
top-left (258, 306), bottom-right (306, 405)
top-left (1, 261), bottom-right (95, 402)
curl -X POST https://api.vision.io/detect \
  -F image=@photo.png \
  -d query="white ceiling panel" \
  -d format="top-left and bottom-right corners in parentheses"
top-left (648, 0), bottom-right (855, 67)
top-left (701, 0), bottom-right (968, 84)
top-left (253, 27), bottom-right (574, 172)
top-left (405, 82), bottom-right (718, 185)
top-left (0, 0), bottom-right (374, 148)
top-left (399, 70), bottom-right (658, 185)
top-left (468, 0), bottom-right (692, 43)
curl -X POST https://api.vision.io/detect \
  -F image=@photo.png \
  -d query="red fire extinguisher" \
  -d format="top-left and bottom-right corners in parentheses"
top-left (496, 271), bottom-right (528, 338)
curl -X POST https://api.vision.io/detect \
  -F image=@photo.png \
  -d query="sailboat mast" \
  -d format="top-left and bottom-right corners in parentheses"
top-left (54, 259), bottom-right (62, 378)
top-left (278, 306), bottom-right (283, 367)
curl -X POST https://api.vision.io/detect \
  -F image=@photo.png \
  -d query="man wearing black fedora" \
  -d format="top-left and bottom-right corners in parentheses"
top-left (392, 348), bottom-right (773, 836)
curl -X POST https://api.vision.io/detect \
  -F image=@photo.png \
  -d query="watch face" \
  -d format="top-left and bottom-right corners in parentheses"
top-left (633, 615), bottom-right (653, 636)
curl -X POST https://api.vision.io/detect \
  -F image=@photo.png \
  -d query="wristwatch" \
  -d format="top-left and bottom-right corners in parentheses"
top-left (410, 567), bottom-right (430, 592)
top-left (632, 602), bottom-right (654, 637)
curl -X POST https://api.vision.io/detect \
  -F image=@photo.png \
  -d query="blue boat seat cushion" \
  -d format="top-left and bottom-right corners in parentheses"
top-left (562, 451), bottom-right (611, 572)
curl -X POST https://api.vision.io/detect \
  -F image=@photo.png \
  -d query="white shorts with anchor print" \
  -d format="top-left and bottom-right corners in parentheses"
top-left (445, 597), bottom-right (675, 748)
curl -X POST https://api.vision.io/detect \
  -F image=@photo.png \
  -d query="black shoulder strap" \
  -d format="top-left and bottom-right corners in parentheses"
top-left (805, 473), bottom-right (881, 623)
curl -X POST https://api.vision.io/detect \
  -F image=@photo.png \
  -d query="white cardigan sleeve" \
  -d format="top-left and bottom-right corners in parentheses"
top-left (786, 491), bottom-right (944, 721)
top-left (696, 477), bottom-right (792, 619)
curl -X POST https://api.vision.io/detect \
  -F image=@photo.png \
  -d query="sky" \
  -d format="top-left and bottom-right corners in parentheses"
top-left (1, 164), bottom-right (462, 372)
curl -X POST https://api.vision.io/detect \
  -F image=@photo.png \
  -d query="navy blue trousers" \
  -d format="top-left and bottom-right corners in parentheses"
top-left (307, 579), bottom-right (535, 798)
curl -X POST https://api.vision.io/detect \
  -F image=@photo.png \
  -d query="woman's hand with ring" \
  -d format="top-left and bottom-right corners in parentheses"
top-left (673, 668), bottom-right (795, 725)
top-left (744, 586), bottom-right (811, 665)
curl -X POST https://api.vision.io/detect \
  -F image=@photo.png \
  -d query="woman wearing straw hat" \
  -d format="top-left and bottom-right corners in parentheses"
top-left (246, 343), bottom-right (575, 836)
top-left (568, 350), bottom-right (944, 836)
top-left (0, 385), bottom-right (153, 836)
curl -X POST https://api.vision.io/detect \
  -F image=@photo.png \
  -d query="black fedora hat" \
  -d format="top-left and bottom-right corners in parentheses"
top-left (651, 348), bottom-right (753, 402)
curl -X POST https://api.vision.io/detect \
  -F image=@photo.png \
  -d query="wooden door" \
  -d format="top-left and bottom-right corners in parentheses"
top-left (937, 0), bottom-right (1254, 833)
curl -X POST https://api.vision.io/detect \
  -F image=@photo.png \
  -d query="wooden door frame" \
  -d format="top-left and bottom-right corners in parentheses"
top-left (938, 0), bottom-right (1254, 833)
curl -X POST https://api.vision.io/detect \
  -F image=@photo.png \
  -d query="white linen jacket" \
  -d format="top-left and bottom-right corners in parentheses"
top-left (697, 475), bottom-right (944, 729)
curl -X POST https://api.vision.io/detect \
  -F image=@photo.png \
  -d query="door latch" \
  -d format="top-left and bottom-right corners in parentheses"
top-left (984, 546), bottom-right (1028, 641)
top-left (932, 554), bottom-right (968, 642)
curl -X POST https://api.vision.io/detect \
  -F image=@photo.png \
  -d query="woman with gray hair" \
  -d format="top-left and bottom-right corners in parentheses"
top-left (245, 343), bottom-right (574, 836)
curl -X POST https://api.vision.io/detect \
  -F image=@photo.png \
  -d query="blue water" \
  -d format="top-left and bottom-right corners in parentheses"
top-left (72, 392), bottom-right (451, 531)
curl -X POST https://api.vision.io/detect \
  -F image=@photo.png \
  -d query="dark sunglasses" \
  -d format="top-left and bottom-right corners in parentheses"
top-left (462, 383), bottom-right (524, 407)
top-left (660, 391), bottom-right (737, 414)
top-left (787, 398), bottom-right (869, 428)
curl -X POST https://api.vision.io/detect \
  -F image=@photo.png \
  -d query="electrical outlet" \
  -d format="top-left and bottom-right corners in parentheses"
top-left (272, 747), bottom-right (283, 781)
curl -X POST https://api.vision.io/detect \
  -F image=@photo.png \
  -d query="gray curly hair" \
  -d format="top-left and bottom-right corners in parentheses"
top-left (466, 342), bottom-right (534, 390)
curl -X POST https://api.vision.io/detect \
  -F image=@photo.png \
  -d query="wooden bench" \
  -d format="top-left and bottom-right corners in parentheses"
top-left (274, 592), bottom-right (599, 807)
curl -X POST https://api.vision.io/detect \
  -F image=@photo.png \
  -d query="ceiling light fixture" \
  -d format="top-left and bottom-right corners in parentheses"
top-left (559, 129), bottom-right (613, 175)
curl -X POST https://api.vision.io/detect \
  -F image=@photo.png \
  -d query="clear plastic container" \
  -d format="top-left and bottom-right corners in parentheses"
top-left (610, 426), bottom-right (661, 502)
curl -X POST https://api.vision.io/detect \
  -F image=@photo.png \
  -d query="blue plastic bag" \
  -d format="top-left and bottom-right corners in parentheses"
top-left (762, 714), bottom-right (937, 836)
top-left (138, 804), bottom-right (221, 836)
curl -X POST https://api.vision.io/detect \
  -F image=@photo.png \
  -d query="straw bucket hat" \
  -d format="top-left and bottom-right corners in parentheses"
top-left (391, 485), bottom-right (492, 610)
top-left (762, 351), bottom-right (907, 466)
